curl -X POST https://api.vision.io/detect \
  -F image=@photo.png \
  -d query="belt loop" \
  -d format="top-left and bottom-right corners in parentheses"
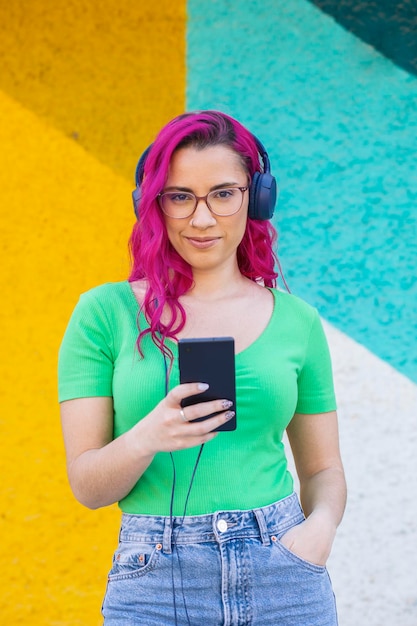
top-left (254, 507), bottom-right (271, 546)
top-left (118, 516), bottom-right (124, 542)
top-left (162, 518), bottom-right (173, 554)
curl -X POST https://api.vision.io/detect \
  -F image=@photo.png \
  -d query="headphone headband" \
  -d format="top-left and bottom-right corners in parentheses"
top-left (253, 138), bottom-right (271, 173)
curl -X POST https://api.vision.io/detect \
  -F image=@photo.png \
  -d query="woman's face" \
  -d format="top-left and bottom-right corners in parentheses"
top-left (162, 144), bottom-right (249, 275)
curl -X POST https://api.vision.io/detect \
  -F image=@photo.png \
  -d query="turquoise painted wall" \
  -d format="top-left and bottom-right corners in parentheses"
top-left (308, 0), bottom-right (417, 76)
top-left (186, 0), bottom-right (417, 383)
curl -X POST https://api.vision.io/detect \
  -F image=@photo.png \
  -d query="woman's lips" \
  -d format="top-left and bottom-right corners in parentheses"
top-left (185, 237), bottom-right (220, 249)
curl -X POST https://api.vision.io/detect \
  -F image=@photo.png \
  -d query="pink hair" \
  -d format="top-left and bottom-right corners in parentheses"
top-left (128, 111), bottom-right (280, 357)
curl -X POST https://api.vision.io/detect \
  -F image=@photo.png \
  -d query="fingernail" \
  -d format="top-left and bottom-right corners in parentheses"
top-left (222, 400), bottom-right (233, 409)
top-left (225, 411), bottom-right (235, 420)
top-left (197, 383), bottom-right (209, 391)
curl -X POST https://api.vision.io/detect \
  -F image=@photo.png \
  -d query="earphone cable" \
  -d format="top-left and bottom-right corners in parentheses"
top-left (169, 452), bottom-right (179, 625)
top-left (169, 443), bottom-right (205, 626)
top-left (163, 340), bottom-right (205, 625)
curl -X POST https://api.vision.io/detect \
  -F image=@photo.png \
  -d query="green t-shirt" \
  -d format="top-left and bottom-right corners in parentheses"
top-left (58, 281), bottom-right (336, 515)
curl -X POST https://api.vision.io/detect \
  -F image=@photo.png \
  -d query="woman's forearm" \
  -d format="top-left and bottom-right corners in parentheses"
top-left (299, 465), bottom-right (347, 527)
top-left (62, 384), bottom-right (232, 509)
top-left (67, 426), bottom-right (155, 509)
top-left (279, 465), bottom-right (347, 566)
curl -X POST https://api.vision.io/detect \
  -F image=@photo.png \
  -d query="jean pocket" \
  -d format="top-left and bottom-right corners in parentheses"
top-left (272, 534), bottom-right (327, 574)
top-left (107, 541), bottom-right (163, 581)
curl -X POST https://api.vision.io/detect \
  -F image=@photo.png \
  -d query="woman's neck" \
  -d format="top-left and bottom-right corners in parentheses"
top-left (186, 264), bottom-right (249, 301)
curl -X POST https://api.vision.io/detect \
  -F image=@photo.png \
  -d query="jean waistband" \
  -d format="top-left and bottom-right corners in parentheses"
top-left (119, 492), bottom-right (304, 554)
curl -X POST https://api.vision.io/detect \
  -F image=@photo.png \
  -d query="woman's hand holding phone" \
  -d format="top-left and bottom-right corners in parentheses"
top-left (132, 383), bottom-right (235, 456)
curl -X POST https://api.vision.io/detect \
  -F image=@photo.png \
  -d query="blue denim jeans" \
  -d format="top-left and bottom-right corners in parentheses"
top-left (102, 493), bottom-right (338, 625)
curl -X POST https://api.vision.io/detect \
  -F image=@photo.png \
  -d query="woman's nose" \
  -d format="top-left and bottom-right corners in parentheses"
top-left (189, 198), bottom-right (217, 228)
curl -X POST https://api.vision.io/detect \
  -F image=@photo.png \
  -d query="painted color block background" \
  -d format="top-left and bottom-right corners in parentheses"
top-left (309, 0), bottom-right (417, 75)
top-left (0, 2), bottom-right (185, 623)
top-left (187, 0), bottom-right (417, 385)
top-left (1, 0), bottom-right (416, 624)
top-left (187, 1), bottom-right (417, 624)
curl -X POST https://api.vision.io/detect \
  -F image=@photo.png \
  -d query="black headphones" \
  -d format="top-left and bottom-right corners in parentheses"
top-left (132, 137), bottom-right (277, 221)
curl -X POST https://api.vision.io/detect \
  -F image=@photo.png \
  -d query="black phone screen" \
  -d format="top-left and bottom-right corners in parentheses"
top-left (178, 337), bottom-right (236, 432)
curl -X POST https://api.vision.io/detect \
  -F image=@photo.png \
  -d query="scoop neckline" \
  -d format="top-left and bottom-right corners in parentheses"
top-left (123, 280), bottom-right (279, 358)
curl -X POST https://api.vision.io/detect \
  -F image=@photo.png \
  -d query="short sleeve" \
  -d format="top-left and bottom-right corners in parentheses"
top-left (58, 291), bottom-right (115, 402)
top-left (295, 312), bottom-right (336, 414)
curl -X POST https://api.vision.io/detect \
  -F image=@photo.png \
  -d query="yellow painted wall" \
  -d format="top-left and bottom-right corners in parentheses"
top-left (0, 2), bottom-right (185, 623)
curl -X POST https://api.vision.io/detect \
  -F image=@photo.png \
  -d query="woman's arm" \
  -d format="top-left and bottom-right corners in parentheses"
top-left (60, 385), bottom-right (234, 509)
top-left (283, 410), bottom-right (347, 565)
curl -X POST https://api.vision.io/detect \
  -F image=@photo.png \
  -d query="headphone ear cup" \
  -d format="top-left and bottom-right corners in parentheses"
top-left (248, 172), bottom-right (260, 219)
top-left (132, 187), bottom-right (141, 219)
top-left (132, 144), bottom-right (153, 219)
top-left (248, 172), bottom-right (277, 220)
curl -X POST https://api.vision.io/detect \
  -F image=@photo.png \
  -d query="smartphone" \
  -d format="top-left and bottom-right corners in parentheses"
top-left (178, 337), bottom-right (236, 432)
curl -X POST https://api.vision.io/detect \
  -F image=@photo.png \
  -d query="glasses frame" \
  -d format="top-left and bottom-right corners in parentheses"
top-left (157, 186), bottom-right (249, 219)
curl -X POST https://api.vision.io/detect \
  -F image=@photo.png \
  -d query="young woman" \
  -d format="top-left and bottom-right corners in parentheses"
top-left (58, 110), bottom-right (346, 625)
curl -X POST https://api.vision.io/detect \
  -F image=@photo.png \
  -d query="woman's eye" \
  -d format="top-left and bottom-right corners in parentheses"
top-left (213, 188), bottom-right (235, 200)
top-left (169, 192), bottom-right (193, 204)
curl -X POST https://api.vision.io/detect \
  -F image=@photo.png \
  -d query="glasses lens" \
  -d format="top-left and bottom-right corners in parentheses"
top-left (207, 188), bottom-right (244, 215)
top-left (159, 191), bottom-right (195, 218)
top-left (159, 187), bottom-right (246, 217)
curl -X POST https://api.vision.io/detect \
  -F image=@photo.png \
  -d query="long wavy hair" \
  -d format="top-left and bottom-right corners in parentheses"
top-left (128, 110), bottom-right (280, 356)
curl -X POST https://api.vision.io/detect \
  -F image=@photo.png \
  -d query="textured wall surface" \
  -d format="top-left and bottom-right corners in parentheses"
top-left (187, 0), bottom-right (417, 384)
top-left (0, 1), bottom-right (185, 623)
top-left (0, 2), bottom-right (185, 179)
top-left (309, 0), bottom-right (417, 75)
top-left (186, 1), bottom-right (417, 625)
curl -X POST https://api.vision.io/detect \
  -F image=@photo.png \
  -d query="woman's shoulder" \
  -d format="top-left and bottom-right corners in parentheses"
top-left (64, 281), bottom-right (139, 335)
top-left (75, 281), bottom-right (136, 315)
top-left (269, 287), bottom-right (319, 321)
top-left (79, 280), bottom-right (130, 301)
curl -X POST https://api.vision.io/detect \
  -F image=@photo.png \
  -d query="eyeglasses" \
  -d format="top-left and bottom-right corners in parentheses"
top-left (157, 186), bottom-right (249, 219)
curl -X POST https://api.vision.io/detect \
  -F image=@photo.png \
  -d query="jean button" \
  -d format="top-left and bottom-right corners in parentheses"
top-left (217, 519), bottom-right (228, 532)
